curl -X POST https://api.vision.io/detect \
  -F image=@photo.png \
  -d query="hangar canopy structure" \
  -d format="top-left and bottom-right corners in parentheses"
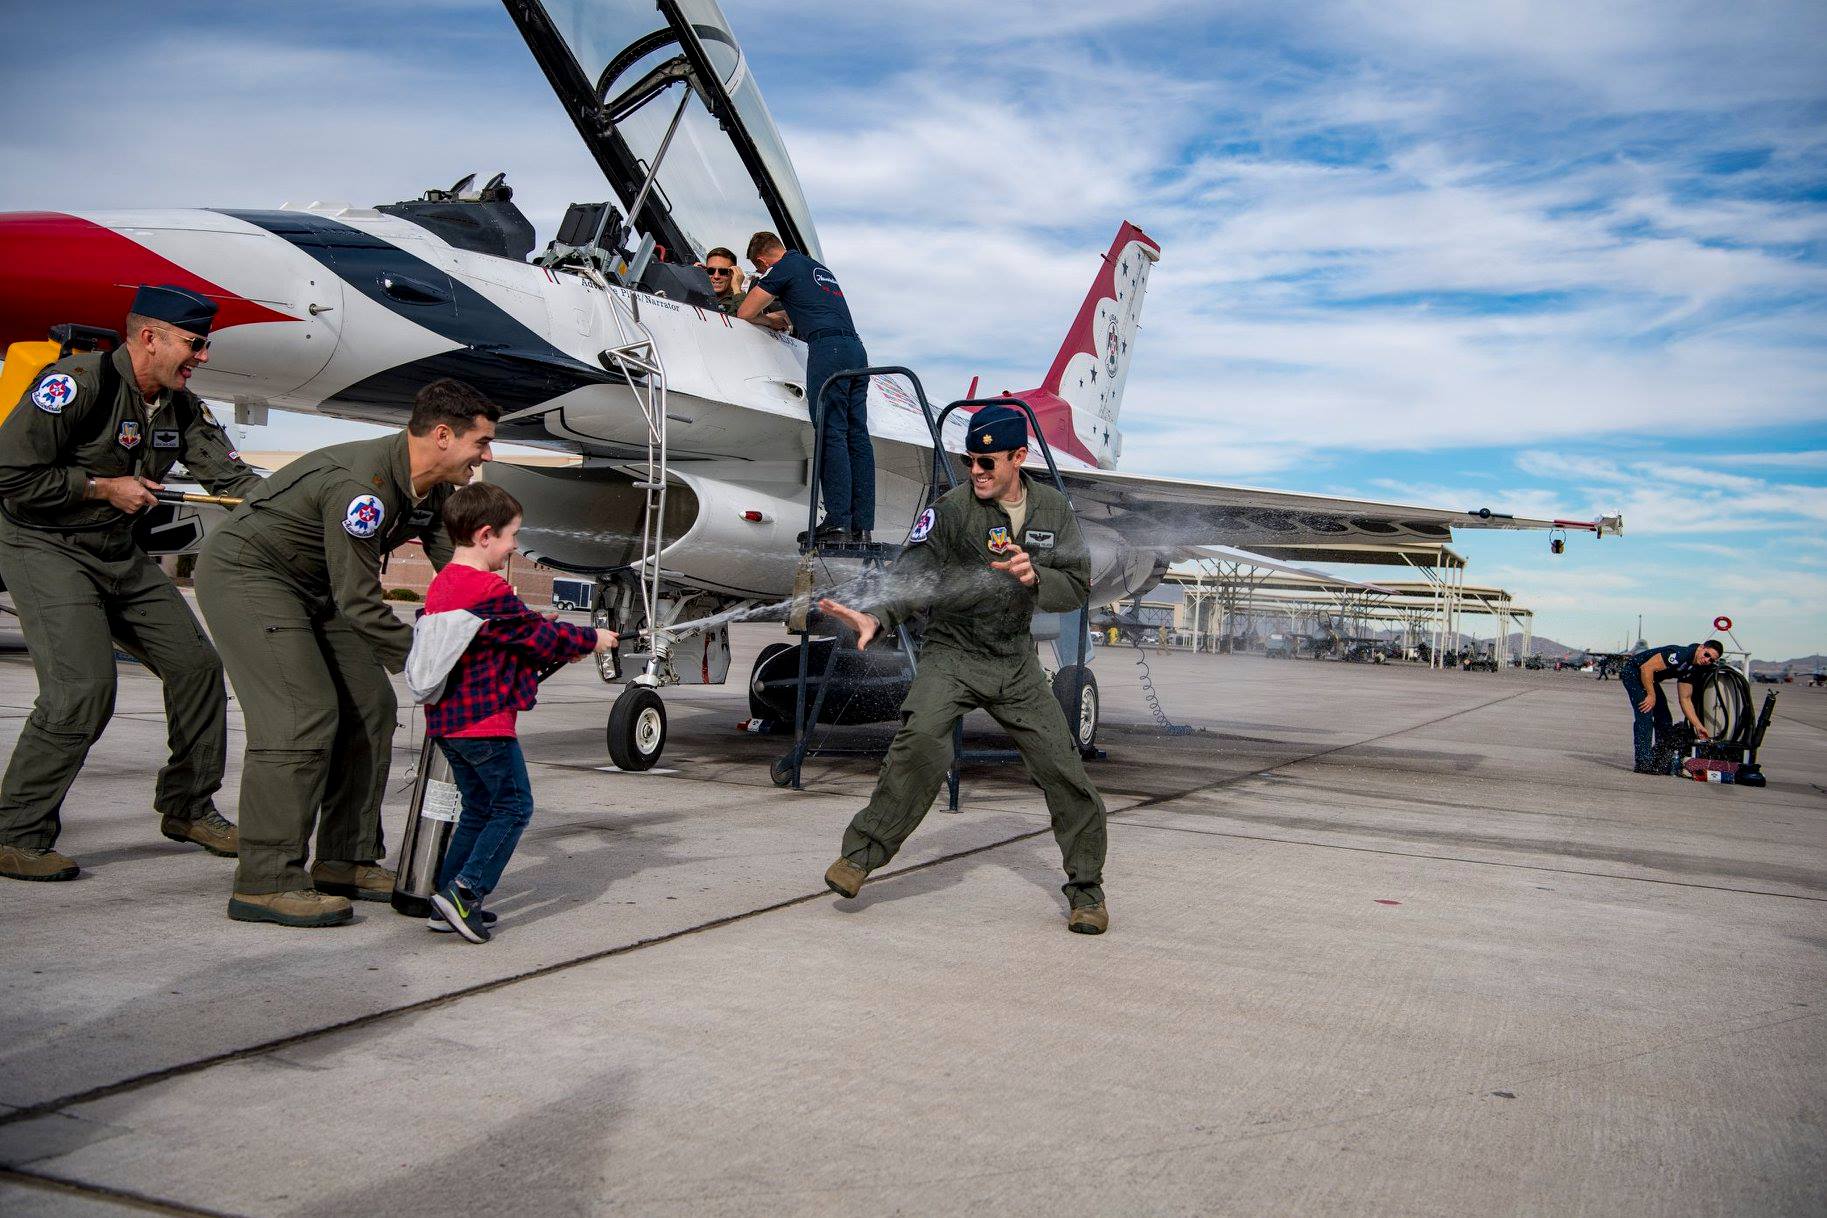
top-left (1151, 544), bottom-right (1535, 667)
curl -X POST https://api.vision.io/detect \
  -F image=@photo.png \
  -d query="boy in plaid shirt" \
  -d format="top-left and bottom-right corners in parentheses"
top-left (419, 483), bottom-right (614, 942)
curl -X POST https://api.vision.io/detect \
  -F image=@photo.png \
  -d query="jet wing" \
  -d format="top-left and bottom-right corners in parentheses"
top-left (1054, 464), bottom-right (1621, 551)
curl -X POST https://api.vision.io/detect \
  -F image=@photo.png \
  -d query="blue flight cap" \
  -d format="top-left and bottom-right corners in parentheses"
top-left (130, 284), bottom-right (218, 335)
top-left (966, 404), bottom-right (1028, 453)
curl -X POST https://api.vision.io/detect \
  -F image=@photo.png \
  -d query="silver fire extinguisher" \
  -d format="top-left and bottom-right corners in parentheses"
top-left (390, 730), bottom-right (461, 917)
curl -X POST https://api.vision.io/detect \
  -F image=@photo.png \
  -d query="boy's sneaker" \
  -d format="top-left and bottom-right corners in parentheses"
top-left (429, 882), bottom-right (491, 943)
top-left (428, 908), bottom-right (498, 934)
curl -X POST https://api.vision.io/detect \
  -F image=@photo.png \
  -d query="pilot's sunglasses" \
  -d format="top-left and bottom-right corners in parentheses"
top-left (705, 266), bottom-right (734, 276)
top-left (160, 330), bottom-right (211, 354)
top-left (968, 455), bottom-right (1003, 472)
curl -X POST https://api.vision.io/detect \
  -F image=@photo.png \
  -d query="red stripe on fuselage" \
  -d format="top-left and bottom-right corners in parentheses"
top-left (0, 212), bottom-right (295, 346)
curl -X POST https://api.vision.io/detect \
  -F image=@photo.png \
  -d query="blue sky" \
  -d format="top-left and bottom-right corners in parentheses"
top-left (3, 1), bottom-right (1824, 657)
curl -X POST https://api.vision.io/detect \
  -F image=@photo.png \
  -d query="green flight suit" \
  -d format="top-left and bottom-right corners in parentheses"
top-left (839, 473), bottom-right (1107, 908)
top-left (195, 432), bottom-right (454, 894)
top-left (0, 347), bottom-right (262, 848)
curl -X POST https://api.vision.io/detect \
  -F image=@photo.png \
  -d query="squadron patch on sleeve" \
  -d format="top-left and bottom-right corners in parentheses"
top-left (908, 507), bottom-right (936, 544)
top-left (31, 373), bottom-right (78, 414)
top-left (343, 494), bottom-right (385, 538)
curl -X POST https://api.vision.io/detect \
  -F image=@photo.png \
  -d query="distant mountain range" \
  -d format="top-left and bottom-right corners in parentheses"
top-left (1364, 628), bottom-right (1821, 669)
top-left (1747, 654), bottom-right (1826, 675)
top-left (1494, 634), bottom-right (1823, 671)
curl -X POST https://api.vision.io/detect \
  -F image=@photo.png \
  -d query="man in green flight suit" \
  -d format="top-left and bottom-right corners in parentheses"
top-left (0, 285), bottom-right (262, 882)
top-left (196, 379), bottom-right (497, 927)
top-left (816, 404), bottom-right (1111, 934)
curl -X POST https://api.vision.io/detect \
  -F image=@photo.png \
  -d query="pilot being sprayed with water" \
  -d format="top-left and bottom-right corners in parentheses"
top-left (815, 405), bottom-right (1111, 935)
top-left (739, 231), bottom-right (873, 547)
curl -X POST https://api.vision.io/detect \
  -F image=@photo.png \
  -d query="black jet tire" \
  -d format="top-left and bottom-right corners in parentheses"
top-left (750, 641), bottom-right (794, 720)
top-left (607, 685), bottom-right (667, 771)
top-left (1052, 666), bottom-right (1099, 755)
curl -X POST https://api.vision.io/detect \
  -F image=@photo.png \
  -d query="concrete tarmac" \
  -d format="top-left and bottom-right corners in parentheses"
top-left (1, 620), bottom-right (1823, 1216)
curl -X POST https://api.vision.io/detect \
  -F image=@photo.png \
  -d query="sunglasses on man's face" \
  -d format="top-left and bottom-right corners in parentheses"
top-left (969, 455), bottom-right (1006, 472)
top-left (160, 330), bottom-right (210, 355)
top-left (705, 266), bottom-right (734, 276)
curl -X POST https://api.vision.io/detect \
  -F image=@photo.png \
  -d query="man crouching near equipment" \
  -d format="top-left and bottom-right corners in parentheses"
top-left (196, 380), bottom-right (496, 927)
top-left (815, 404), bottom-right (1111, 934)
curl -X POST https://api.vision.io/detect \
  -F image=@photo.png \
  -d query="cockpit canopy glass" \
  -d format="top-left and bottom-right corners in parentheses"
top-left (537, 0), bottom-right (822, 261)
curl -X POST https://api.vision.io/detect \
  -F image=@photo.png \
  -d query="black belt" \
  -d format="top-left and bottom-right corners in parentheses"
top-left (803, 328), bottom-right (858, 343)
top-left (0, 502), bottom-right (127, 534)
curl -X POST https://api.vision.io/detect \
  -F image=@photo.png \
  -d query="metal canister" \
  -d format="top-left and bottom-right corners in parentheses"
top-left (390, 731), bottom-right (462, 917)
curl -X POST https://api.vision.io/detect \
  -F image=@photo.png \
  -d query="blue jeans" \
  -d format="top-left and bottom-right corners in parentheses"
top-left (1619, 669), bottom-right (1672, 770)
top-left (435, 737), bottom-right (534, 898)
top-left (805, 334), bottom-right (874, 532)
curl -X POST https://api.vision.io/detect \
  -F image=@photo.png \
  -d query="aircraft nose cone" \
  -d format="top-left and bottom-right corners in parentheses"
top-left (0, 211), bottom-right (291, 348)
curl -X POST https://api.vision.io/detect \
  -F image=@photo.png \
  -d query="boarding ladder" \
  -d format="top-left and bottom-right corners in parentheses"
top-left (594, 286), bottom-right (672, 689)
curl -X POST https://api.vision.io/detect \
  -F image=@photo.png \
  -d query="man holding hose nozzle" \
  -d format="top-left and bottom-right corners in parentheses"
top-left (0, 286), bottom-right (262, 882)
top-left (815, 405), bottom-right (1111, 935)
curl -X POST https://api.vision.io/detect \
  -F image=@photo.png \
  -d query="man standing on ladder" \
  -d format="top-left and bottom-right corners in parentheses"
top-left (814, 405), bottom-right (1110, 935)
top-left (739, 231), bottom-right (872, 546)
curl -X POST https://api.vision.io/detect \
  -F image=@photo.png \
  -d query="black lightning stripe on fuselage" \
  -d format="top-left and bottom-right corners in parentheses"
top-left (217, 209), bottom-right (609, 432)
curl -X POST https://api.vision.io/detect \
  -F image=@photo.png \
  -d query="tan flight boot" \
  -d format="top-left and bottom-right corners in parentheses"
top-left (227, 889), bottom-right (353, 927)
top-left (0, 843), bottom-right (80, 882)
top-left (1067, 904), bottom-right (1109, 935)
top-left (824, 857), bottom-right (868, 899)
top-left (161, 810), bottom-right (239, 857)
top-left (310, 859), bottom-right (396, 902)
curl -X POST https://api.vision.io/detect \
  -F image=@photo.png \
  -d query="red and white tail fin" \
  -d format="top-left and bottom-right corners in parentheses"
top-left (1006, 222), bottom-right (1160, 469)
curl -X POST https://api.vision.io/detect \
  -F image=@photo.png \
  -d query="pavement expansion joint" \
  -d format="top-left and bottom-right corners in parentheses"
top-left (0, 688), bottom-right (1557, 1133)
top-left (0, 823), bottom-right (1066, 1131)
top-left (1, 1167), bottom-right (243, 1218)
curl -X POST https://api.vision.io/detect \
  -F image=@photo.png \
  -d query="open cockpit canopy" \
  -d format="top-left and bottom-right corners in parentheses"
top-left (502, 0), bottom-right (820, 264)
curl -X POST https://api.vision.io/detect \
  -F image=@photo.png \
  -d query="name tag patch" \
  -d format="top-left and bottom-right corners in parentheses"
top-left (1026, 530), bottom-right (1055, 550)
top-left (152, 429), bottom-right (181, 449)
top-left (407, 508), bottom-right (435, 529)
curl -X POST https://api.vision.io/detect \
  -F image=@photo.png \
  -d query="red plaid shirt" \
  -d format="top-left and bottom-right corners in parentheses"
top-left (422, 564), bottom-right (596, 738)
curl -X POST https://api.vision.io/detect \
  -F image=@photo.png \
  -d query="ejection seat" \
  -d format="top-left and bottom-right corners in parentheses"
top-left (539, 202), bottom-right (719, 308)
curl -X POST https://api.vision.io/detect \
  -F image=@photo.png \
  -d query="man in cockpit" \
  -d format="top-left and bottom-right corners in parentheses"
top-left (701, 247), bottom-right (743, 313)
top-left (740, 231), bottom-right (873, 546)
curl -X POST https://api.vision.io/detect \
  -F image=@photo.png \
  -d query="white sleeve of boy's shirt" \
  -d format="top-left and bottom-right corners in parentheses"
top-left (405, 610), bottom-right (487, 704)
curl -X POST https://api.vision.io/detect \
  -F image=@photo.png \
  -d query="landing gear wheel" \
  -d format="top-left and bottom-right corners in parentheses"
top-left (1052, 666), bottom-right (1099, 756)
top-left (607, 686), bottom-right (667, 771)
top-left (769, 756), bottom-right (796, 788)
top-left (750, 642), bottom-right (793, 720)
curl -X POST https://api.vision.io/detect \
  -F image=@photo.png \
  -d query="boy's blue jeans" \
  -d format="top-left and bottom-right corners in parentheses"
top-left (434, 737), bottom-right (533, 899)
